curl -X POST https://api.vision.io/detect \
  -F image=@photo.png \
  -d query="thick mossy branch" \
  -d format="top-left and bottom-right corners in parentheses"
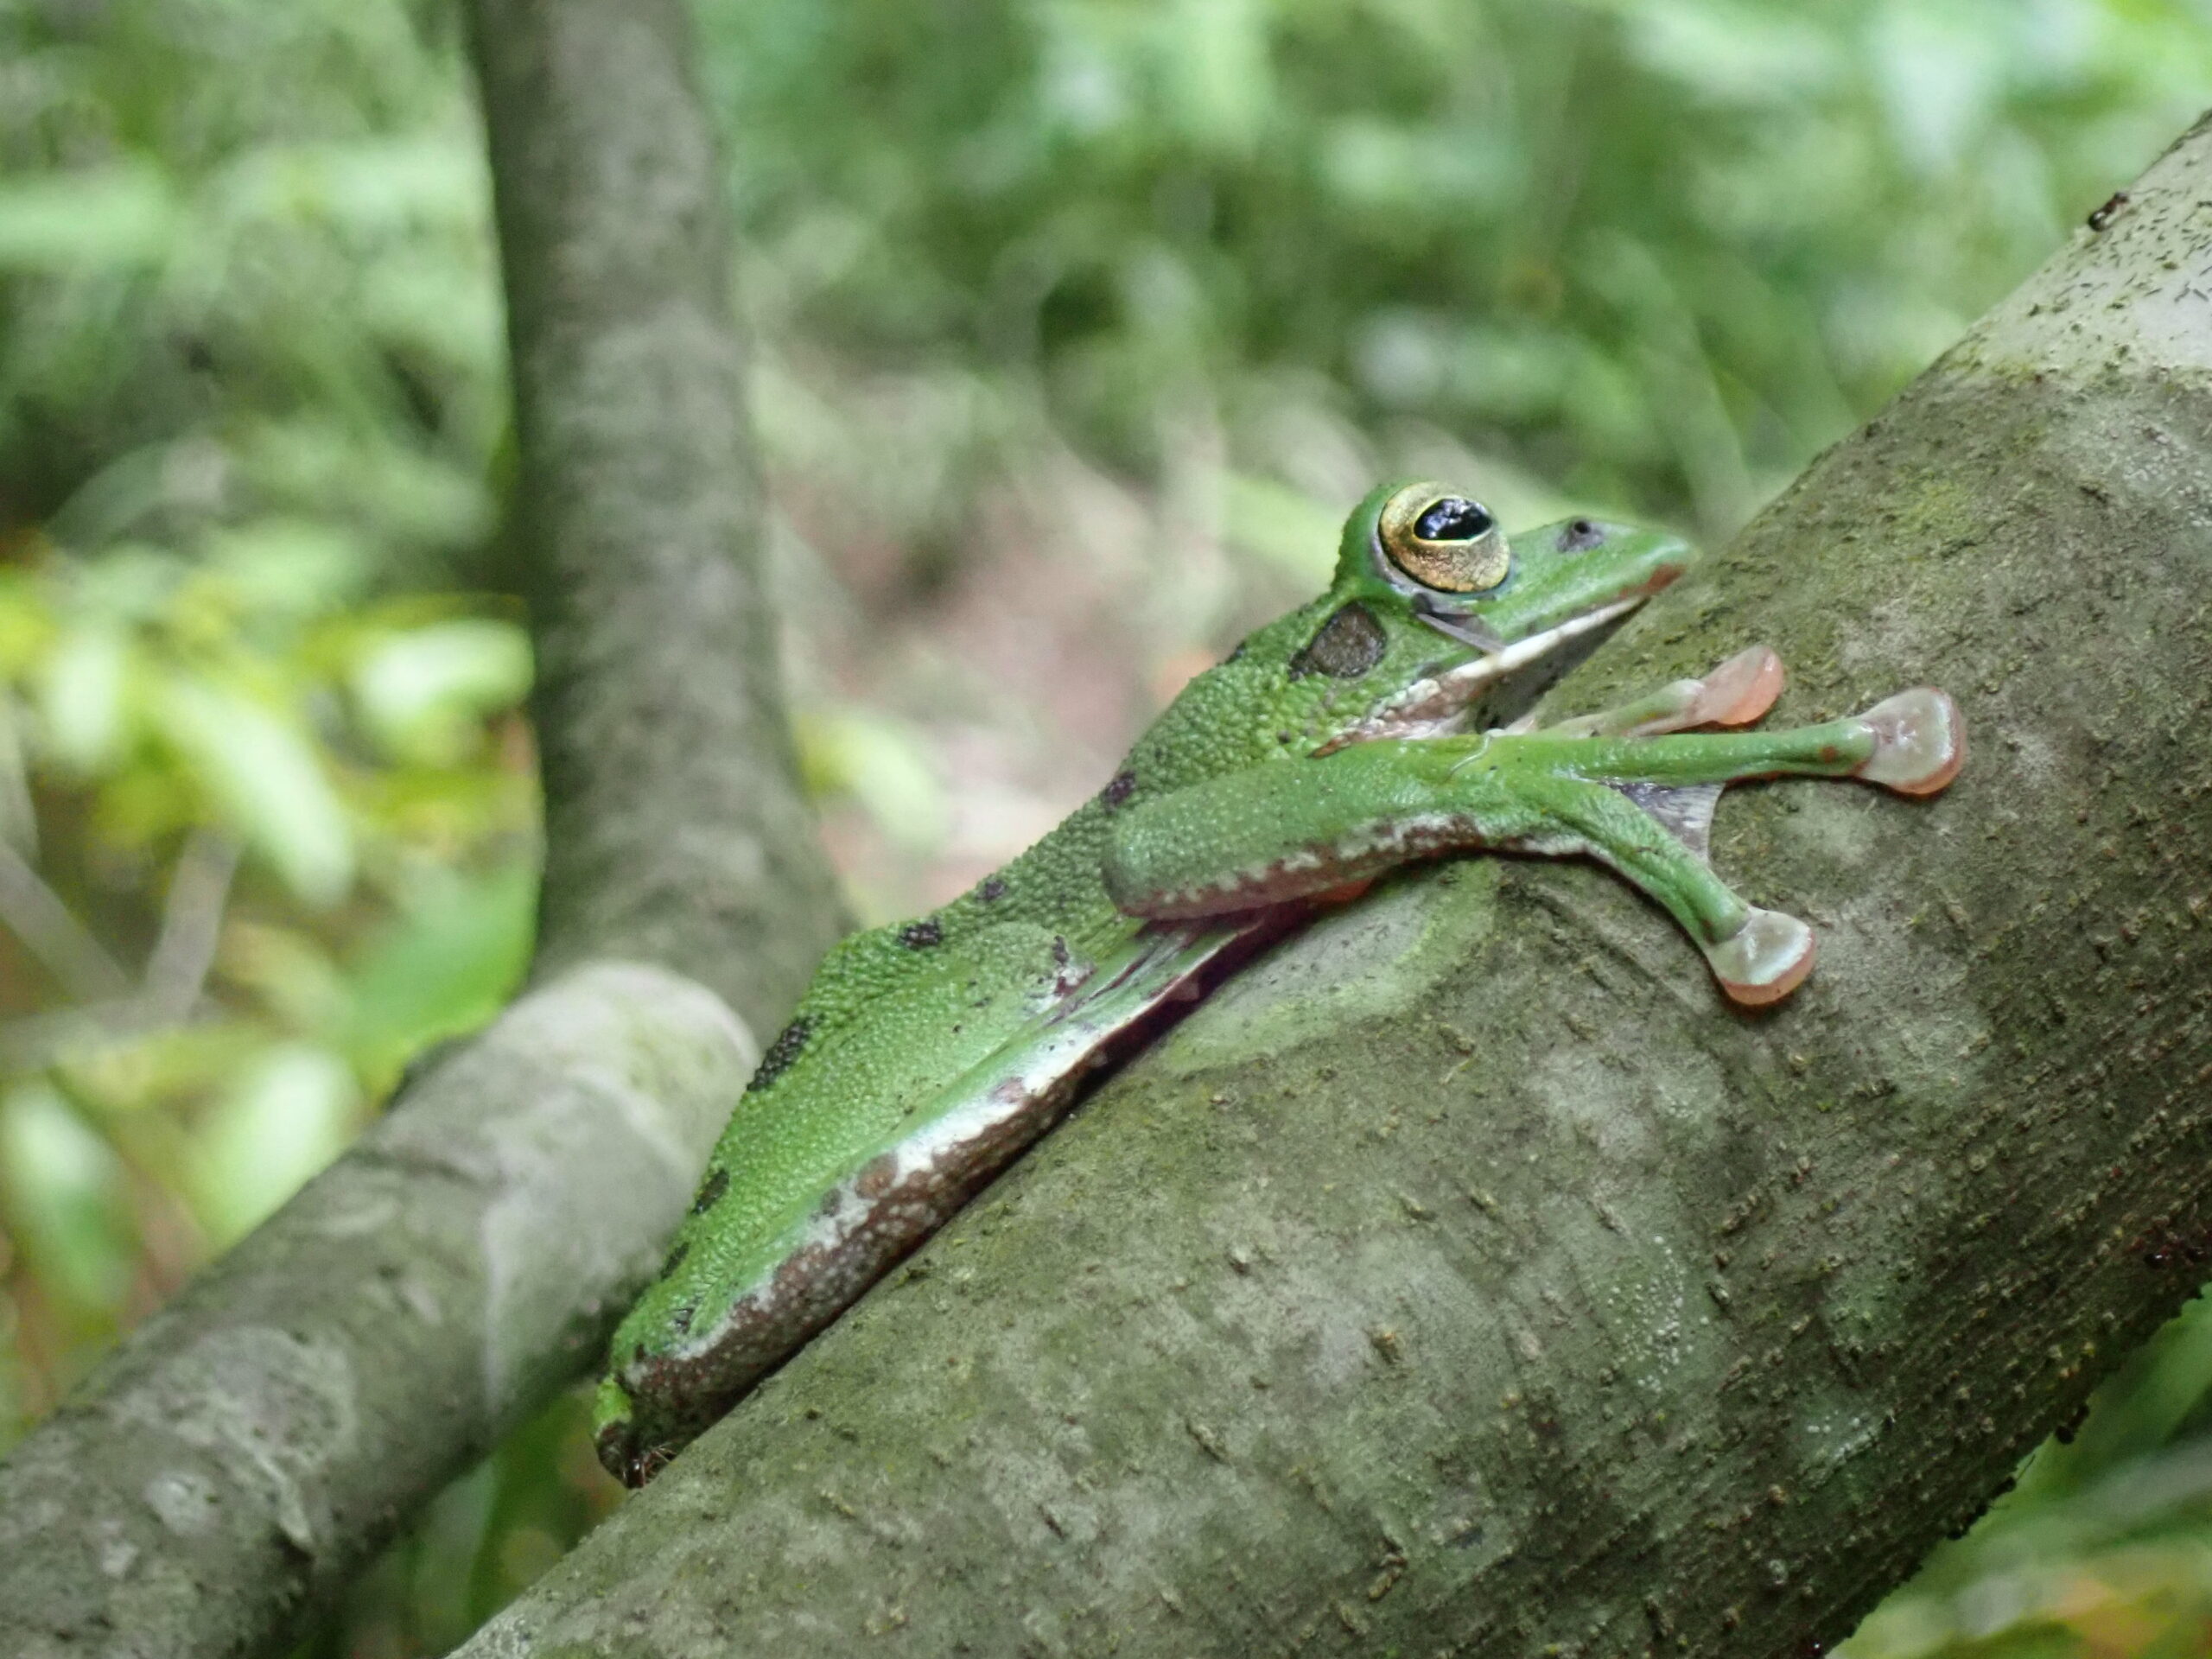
top-left (457, 124), bottom-right (2212, 1658)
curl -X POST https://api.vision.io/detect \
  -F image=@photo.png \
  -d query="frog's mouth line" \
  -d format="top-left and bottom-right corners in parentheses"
top-left (1322, 594), bottom-right (1645, 753)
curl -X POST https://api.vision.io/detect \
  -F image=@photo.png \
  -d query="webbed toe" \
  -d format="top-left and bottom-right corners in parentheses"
top-left (1853, 689), bottom-right (1964, 797)
top-left (1686, 645), bottom-right (1786, 728)
top-left (1706, 907), bottom-right (1815, 1007)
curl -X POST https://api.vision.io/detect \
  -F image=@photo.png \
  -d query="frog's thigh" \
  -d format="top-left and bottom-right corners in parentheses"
top-left (1106, 754), bottom-right (1541, 918)
top-left (1516, 774), bottom-right (1813, 1006)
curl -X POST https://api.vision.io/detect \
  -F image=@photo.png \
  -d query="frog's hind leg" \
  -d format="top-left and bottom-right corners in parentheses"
top-left (1518, 774), bottom-right (1815, 1007)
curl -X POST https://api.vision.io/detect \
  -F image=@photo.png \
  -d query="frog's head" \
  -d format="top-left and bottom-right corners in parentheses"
top-left (1301, 480), bottom-right (1694, 747)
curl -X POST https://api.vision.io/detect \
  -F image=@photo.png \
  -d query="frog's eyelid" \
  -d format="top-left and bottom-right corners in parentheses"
top-left (1411, 596), bottom-right (1506, 653)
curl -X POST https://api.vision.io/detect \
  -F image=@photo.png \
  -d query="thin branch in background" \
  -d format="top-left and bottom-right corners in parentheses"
top-left (0, 695), bottom-right (40, 864)
top-left (141, 831), bottom-right (238, 1022)
top-left (0, 831), bottom-right (238, 1074)
top-left (0, 836), bottom-right (132, 1003)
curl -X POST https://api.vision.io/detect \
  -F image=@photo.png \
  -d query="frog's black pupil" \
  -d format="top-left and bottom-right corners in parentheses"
top-left (1413, 498), bottom-right (1494, 543)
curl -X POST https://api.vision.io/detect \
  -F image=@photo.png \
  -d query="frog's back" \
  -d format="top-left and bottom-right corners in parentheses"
top-left (595, 596), bottom-right (1361, 1477)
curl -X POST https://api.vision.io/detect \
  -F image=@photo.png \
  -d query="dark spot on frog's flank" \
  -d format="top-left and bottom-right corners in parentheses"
top-left (661, 1241), bottom-right (690, 1276)
top-left (1288, 601), bottom-right (1387, 680)
top-left (749, 1016), bottom-right (812, 1092)
top-left (978, 874), bottom-right (1008, 902)
top-left (1556, 518), bottom-right (1605, 553)
top-left (670, 1301), bottom-right (696, 1335)
top-left (899, 918), bottom-right (944, 950)
top-left (690, 1166), bottom-right (729, 1215)
top-left (2088, 189), bottom-right (2128, 232)
top-left (1101, 769), bottom-right (1137, 810)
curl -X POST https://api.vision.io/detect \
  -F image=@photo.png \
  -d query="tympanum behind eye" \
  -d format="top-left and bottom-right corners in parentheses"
top-left (1289, 601), bottom-right (1388, 679)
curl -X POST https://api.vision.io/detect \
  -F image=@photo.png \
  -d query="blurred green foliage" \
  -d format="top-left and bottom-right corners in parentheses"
top-left (708, 0), bottom-right (2210, 541)
top-left (0, 0), bottom-right (2209, 1653)
top-left (0, 0), bottom-right (533, 1429)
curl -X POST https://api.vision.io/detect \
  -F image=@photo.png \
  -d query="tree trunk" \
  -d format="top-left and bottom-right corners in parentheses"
top-left (454, 121), bottom-right (2212, 1658)
top-left (0, 2), bottom-right (843, 1655)
top-left (474, 0), bottom-right (848, 1019)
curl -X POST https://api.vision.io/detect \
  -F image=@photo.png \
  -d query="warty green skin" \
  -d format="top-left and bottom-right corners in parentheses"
top-left (592, 482), bottom-right (1959, 1485)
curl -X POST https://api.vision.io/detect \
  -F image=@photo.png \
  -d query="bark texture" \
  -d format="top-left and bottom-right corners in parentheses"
top-left (456, 122), bottom-right (2212, 1658)
top-left (473, 0), bottom-right (848, 1024)
top-left (0, 0), bottom-right (842, 1652)
top-left (0, 964), bottom-right (755, 1659)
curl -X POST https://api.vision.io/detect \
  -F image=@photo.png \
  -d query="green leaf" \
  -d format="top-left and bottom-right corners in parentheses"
top-left (156, 677), bottom-right (355, 907)
top-left (1218, 474), bottom-right (1338, 584)
top-left (201, 518), bottom-right (372, 622)
top-left (338, 859), bottom-right (535, 1086)
top-left (37, 625), bottom-right (133, 777)
top-left (350, 620), bottom-right (532, 765)
top-left (0, 162), bottom-right (176, 271)
top-left (190, 1043), bottom-right (359, 1246)
top-left (0, 1083), bottom-right (131, 1316)
top-left (796, 709), bottom-right (950, 855)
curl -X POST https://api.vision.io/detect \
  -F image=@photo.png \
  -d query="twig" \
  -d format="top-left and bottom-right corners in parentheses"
top-left (0, 831), bottom-right (237, 1073)
top-left (0, 836), bottom-right (132, 1002)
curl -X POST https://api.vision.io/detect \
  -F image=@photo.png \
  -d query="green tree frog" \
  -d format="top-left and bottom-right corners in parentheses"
top-left (594, 480), bottom-right (1962, 1484)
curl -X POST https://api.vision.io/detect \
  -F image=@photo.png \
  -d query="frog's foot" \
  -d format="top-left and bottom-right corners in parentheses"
top-left (1704, 906), bottom-right (1815, 1007)
top-left (1850, 689), bottom-right (1964, 798)
top-left (1682, 645), bottom-right (1785, 730)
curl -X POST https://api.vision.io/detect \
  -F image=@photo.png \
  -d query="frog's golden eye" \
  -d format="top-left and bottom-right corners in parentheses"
top-left (1377, 483), bottom-right (1511, 594)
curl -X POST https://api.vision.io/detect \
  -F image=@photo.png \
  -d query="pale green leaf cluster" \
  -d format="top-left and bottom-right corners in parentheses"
top-left (0, 0), bottom-right (534, 1463)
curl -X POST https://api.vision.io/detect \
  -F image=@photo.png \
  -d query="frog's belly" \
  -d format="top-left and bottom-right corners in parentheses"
top-left (602, 921), bottom-right (1255, 1482)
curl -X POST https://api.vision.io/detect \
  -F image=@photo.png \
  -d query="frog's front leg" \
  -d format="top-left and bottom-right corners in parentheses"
top-left (1516, 686), bottom-right (1963, 797)
top-left (1533, 645), bottom-right (1784, 739)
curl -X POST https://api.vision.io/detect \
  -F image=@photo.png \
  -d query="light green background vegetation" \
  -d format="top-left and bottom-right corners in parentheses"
top-left (0, 0), bottom-right (2207, 1651)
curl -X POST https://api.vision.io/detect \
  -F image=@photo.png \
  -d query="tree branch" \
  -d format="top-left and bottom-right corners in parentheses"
top-left (472, 0), bottom-right (849, 1026)
top-left (0, 965), bottom-right (754, 1659)
top-left (0, 0), bottom-right (846, 1653)
top-left (454, 119), bottom-right (2212, 1658)
top-left (0, 832), bottom-right (132, 1002)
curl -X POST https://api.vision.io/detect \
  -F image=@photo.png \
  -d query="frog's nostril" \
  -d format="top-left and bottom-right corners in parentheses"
top-left (1557, 518), bottom-right (1605, 552)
